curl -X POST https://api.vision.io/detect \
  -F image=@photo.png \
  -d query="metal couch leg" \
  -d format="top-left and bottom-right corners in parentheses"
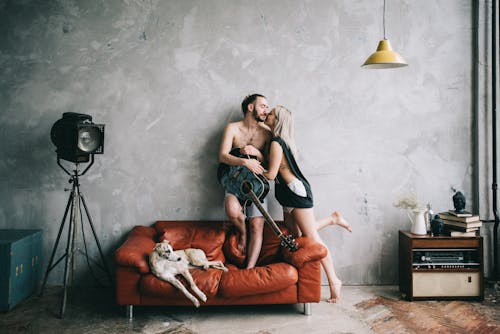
top-left (126, 305), bottom-right (133, 320)
top-left (303, 303), bottom-right (311, 315)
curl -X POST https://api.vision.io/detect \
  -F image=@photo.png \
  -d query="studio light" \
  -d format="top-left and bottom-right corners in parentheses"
top-left (50, 112), bottom-right (105, 163)
top-left (42, 112), bottom-right (110, 319)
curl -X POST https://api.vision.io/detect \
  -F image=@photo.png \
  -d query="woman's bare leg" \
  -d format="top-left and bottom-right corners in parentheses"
top-left (316, 211), bottom-right (352, 232)
top-left (283, 211), bottom-right (302, 237)
top-left (286, 211), bottom-right (352, 235)
top-left (291, 208), bottom-right (343, 302)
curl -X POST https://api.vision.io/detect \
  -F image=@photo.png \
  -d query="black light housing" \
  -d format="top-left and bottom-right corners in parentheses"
top-left (51, 112), bottom-right (105, 163)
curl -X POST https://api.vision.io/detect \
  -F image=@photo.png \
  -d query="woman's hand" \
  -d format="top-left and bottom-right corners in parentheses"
top-left (240, 145), bottom-right (261, 158)
top-left (242, 158), bottom-right (264, 174)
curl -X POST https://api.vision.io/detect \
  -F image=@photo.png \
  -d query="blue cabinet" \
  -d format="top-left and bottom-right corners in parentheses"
top-left (0, 229), bottom-right (42, 311)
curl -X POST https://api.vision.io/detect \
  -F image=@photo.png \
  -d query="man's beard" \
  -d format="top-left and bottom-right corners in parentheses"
top-left (253, 109), bottom-right (265, 123)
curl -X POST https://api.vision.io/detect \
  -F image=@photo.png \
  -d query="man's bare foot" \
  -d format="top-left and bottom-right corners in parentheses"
top-left (326, 280), bottom-right (342, 303)
top-left (330, 211), bottom-right (352, 232)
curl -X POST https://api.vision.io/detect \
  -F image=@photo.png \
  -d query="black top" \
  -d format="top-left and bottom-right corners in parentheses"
top-left (272, 137), bottom-right (313, 208)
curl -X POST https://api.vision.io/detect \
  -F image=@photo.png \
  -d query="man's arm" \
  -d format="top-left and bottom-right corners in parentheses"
top-left (218, 124), bottom-right (264, 174)
top-left (218, 124), bottom-right (240, 165)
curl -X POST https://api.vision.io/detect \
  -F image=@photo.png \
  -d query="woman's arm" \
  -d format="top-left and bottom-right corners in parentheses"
top-left (263, 141), bottom-right (283, 180)
top-left (240, 145), bottom-right (264, 161)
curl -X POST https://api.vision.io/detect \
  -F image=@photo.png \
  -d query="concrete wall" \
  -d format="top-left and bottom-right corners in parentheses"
top-left (0, 0), bottom-right (495, 285)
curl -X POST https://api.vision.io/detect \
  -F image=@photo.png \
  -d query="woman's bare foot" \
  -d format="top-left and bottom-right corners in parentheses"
top-left (330, 211), bottom-right (352, 232)
top-left (326, 280), bottom-right (342, 303)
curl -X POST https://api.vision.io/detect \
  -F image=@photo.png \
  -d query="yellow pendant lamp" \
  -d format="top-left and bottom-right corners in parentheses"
top-left (362, 0), bottom-right (407, 69)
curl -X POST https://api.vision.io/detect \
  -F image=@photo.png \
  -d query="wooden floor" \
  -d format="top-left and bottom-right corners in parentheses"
top-left (0, 283), bottom-right (499, 333)
top-left (356, 292), bottom-right (500, 333)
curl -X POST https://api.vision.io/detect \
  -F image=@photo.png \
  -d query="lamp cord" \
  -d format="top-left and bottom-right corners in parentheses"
top-left (383, 0), bottom-right (386, 39)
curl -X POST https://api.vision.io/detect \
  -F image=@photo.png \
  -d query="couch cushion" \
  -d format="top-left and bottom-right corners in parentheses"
top-left (223, 224), bottom-right (287, 268)
top-left (222, 229), bottom-right (246, 267)
top-left (218, 262), bottom-right (298, 298)
top-left (257, 224), bottom-right (287, 265)
top-left (155, 221), bottom-right (226, 262)
top-left (140, 268), bottom-right (223, 299)
top-left (114, 226), bottom-right (157, 274)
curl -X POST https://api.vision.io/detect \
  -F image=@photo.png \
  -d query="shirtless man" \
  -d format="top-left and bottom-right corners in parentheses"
top-left (218, 94), bottom-right (271, 269)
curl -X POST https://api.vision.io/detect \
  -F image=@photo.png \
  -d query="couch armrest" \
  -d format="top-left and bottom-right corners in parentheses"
top-left (282, 237), bottom-right (327, 303)
top-left (114, 226), bottom-right (156, 274)
top-left (282, 237), bottom-right (328, 268)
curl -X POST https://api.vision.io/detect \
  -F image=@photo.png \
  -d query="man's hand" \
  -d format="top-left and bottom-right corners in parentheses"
top-left (242, 158), bottom-right (264, 174)
top-left (240, 145), bottom-right (260, 157)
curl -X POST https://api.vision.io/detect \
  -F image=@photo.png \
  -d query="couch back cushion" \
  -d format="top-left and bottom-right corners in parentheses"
top-left (223, 223), bottom-right (287, 268)
top-left (155, 221), bottom-right (226, 262)
top-left (257, 224), bottom-right (288, 265)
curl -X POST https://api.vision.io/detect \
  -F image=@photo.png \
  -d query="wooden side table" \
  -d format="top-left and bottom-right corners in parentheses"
top-left (398, 230), bottom-right (483, 301)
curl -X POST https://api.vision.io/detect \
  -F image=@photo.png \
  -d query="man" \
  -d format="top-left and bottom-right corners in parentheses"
top-left (218, 94), bottom-right (271, 269)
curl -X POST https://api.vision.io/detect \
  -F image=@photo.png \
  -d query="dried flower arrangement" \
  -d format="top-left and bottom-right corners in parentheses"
top-left (393, 194), bottom-right (423, 211)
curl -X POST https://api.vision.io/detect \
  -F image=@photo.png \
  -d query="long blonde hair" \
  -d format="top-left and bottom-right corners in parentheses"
top-left (273, 105), bottom-right (297, 156)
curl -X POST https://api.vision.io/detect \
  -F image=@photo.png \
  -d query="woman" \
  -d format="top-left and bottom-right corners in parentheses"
top-left (263, 105), bottom-right (351, 303)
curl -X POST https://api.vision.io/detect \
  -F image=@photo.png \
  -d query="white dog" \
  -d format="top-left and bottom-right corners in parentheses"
top-left (149, 240), bottom-right (228, 307)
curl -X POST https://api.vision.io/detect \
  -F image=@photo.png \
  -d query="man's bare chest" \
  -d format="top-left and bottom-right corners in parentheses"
top-left (233, 128), bottom-right (267, 150)
top-left (233, 136), bottom-right (266, 150)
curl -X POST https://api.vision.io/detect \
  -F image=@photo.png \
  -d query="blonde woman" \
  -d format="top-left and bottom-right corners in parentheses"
top-left (263, 105), bottom-right (351, 303)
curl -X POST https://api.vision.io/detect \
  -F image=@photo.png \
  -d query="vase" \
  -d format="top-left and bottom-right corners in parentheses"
top-left (408, 209), bottom-right (427, 235)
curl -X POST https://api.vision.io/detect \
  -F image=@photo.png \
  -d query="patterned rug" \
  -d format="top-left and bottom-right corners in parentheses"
top-left (355, 295), bottom-right (500, 334)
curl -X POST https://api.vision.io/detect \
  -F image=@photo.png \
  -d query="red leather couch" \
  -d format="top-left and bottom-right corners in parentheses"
top-left (114, 220), bottom-right (327, 318)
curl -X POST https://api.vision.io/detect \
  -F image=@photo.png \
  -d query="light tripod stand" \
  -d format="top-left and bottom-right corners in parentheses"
top-left (40, 155), bottom-right (112, 318)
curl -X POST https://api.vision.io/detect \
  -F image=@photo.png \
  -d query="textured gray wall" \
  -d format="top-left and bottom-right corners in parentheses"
top-left (0, 0), bottom-right (494, 285)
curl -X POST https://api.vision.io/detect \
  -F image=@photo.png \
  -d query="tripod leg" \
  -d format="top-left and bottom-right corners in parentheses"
top-left (40, 190), bottom-right (73, 296)
top-left (79, 192), bottom-right (113, 284)
top-left (60, 188), bottom-right (78, 318)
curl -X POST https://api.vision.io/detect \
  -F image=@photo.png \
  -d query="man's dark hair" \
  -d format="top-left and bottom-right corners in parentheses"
top-left (241, 93), bottom-right (266, 115)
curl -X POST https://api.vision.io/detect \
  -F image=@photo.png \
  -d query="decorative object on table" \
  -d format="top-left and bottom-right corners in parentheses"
top-left (408, 209), bottom-right (427, 235)
top-left (438, 212), bottom-right (482, 237)
top-left (393, 194), bottom-right (421, 211)
top-left (452, 190), bottom-right (467, 213)
top-left (442, 229), bottom-right (478, 237)
top-left (430, 215), bottom-right (444, 236)
top-left (439, 212), bottom-right (480, 223)
top-left (393, 194), bottom-right (427, 235)
top-left (425, 203), bottom-right (434, 233)
top-left (447, 209), bottom-right (472, 217)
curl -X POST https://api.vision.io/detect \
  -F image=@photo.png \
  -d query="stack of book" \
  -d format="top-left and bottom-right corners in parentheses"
top-left (438, 211), bottom-right (482, 237)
